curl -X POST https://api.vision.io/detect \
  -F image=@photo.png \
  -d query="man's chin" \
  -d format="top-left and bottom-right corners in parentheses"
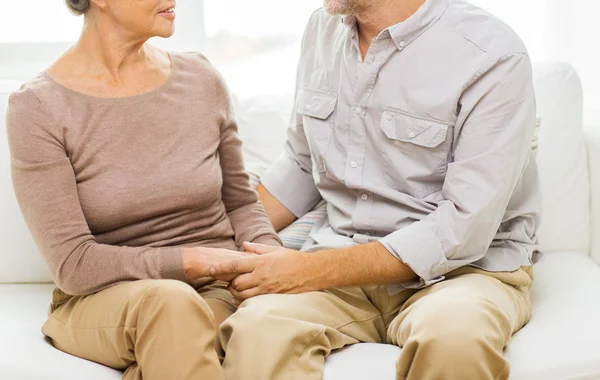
top-left (323, 1), bottom-right (348, 16)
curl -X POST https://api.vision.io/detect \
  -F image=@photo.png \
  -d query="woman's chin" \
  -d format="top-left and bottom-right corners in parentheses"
top-left (155, 28), bottom-right (175, 39)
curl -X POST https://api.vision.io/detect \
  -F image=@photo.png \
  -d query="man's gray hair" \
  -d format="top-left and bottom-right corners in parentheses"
top-left (65, 0), bottom-right (89, 15)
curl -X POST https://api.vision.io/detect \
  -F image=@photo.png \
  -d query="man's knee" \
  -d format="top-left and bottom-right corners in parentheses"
top-left (400, 295), bottom-right (509, 347)
top-left (392, 297), bottom-right (510, 376)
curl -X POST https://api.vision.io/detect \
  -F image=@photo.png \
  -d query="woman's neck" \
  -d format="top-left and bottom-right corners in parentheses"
top-left (68, 16), bottom-right (153, 83)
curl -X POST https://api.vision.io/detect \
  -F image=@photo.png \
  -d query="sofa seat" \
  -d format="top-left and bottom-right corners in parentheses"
top-left (1, 251), bottom-right (599, 380)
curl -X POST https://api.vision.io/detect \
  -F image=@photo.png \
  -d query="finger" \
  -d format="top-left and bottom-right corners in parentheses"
top-left (210, 257), bottom-right (257, 276)
top-left (213, 248), bottom-right (255, 257)
top-left (242, 242), bottom-right (280, 255)
top-left (211, 273), bottom-right (238, 282)
top-left (231, 273), bottom-right (260, 292)
top-left (228, 285), bottom-right (263, 302)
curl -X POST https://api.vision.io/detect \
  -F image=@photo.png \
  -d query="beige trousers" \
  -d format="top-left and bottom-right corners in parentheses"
top-left (221, 266), bottom-right (534, 380)
top-left (42, 279), bottom-right (236, 380)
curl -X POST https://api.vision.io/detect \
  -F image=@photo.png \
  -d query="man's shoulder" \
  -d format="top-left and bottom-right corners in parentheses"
top-left (302, 8), bottom-right (346, 43)
top-left (440, 0), bottom-right (528, 60)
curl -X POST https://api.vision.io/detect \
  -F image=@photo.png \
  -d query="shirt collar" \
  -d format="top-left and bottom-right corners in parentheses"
top-left (342, 0), bottom-right (449, 51)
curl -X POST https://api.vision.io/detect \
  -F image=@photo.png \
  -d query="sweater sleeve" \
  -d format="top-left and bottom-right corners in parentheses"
top-left (6, 87), bottom-right (187, 296)
top-left (212, 71), bottom-right (282, 249)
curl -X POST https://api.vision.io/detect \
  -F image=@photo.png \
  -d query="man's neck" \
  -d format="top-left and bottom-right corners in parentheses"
top-left (356, 0), bottom-right (427, 44)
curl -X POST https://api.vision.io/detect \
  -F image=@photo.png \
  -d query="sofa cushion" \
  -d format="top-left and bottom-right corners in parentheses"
top-left (586, 126), bottom-right (600, 264)
top-left (2, 251), bottom-right (599, 380)
top-left (533, 63), bottom-right (590, 254)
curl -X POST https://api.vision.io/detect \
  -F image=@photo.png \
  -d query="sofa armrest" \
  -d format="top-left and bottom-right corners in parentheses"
top-left (586, 125), bottom-right (600, 265)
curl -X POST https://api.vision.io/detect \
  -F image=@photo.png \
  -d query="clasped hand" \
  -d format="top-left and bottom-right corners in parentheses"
top-left (208, 243), bottom-right (320, 303)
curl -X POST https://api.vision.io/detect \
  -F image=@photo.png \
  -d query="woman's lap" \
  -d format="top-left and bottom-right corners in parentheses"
top-left (43, 279), bottom-right (234, 377)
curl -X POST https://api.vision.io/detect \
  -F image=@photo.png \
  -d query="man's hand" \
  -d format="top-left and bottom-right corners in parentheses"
top-left (182, 247), bottom-right (255, 282)
top-left (209, 243), bottom-right (326, 302)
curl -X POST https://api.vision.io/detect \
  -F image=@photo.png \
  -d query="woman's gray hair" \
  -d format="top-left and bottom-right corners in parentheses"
top-left (65, 0), bottom-right (90, 15)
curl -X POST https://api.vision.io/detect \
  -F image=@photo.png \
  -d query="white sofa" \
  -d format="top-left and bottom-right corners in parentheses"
top-left (1, 62), bottom-right (599, 380)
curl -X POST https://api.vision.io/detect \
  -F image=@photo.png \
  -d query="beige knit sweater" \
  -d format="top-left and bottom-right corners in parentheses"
top-left (6, 52), bottom-right (280, 296)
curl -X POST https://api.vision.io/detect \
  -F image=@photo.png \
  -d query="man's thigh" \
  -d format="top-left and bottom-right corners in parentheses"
top-left (386, 267), bottom-right (533, 347)
top-left (226, 286), bottom-right (387, 344)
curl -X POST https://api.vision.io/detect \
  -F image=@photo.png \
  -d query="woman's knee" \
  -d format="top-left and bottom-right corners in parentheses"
top-left (138, 280), bottom-right (214, 321)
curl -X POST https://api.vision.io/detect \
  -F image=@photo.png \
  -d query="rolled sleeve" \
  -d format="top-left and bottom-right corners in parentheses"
top-left (261, 152), bottom-right (322, 217)
top-left (379, 222), bottom-right (448, 283)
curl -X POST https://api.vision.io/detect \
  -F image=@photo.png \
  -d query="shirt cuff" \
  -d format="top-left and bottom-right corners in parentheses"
top-left (379, 222), bottom-right (449, 285)
top-left (261, 153), bottom-right (322, 218)
top-left (159, 246), bottom-right (188, 282)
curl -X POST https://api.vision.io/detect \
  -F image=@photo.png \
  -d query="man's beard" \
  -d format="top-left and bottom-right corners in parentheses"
top-left (323, 0), bottom-right (364, 16)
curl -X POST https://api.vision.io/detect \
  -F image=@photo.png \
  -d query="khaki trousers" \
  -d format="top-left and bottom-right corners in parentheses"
top-left (221, 266), bottom-right (533, 380)
top-left (42, 279), bottom-right (236, 380)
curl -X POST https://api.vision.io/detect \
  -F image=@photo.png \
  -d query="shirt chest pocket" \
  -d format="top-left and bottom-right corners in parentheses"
top-left (296, 88), bottom-right (338, 175)
top-left (379, 108), bottom-right (454, 197)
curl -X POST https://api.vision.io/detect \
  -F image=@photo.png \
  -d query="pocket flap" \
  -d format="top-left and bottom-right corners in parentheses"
top-left (381, 109), bottom-right (449, 148)
top-left (296, 88), bottom-right (338, 120)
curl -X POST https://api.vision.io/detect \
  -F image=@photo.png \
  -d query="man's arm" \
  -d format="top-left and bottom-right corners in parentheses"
top-left (211, 242), bottom-right (416, 301)
top-left (257, 184), bottom-right (297, 232)
top-left (377, 53), bottom-right (537, 287)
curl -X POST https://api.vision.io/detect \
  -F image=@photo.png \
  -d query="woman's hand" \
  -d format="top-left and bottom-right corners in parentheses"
top-left (182, 247), bottom-right (254, 282)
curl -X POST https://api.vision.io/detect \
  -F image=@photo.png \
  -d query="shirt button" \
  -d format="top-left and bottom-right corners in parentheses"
top-left (408, 131), bottom-right (416, 139)
top-left (355, 107), bottom-right (363, 114)
top-left (351, 161), bottom-right (358, 168)
top-left (364, 232), bottom-right (371, 236)
top-left (361, 194), bottom-right (369, 201)
top-left (386, 113), bottom-right (393, 120)
top-left (399, 40), bottom-right (406, 48)
top-left (305, 104), bottom-right (312, 110)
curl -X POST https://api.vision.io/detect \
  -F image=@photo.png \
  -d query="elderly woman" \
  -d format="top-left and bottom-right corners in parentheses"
top-left (6, 0), bottom-right (280, 379)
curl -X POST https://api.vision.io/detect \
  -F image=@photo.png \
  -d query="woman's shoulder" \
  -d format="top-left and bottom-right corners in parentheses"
top-left (6, 73), bottom-right (67, 140)
top-left (170, 51), bottom-right (231, 98)
top-left (171, 52), bottom-right (227, 85)
top-left (9, 73), bottom-right (56, 107)
top-left (171, 51), bottom-right (214, 72)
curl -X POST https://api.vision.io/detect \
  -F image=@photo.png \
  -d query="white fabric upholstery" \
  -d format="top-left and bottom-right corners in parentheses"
top-left (532, 63), bottom-right (590, 254)
top-left (587, 126), bottom-right (600, 263)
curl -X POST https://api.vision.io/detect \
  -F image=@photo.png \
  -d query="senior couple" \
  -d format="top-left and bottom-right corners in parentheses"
top-left (6, 0), bottom-right (540, 379)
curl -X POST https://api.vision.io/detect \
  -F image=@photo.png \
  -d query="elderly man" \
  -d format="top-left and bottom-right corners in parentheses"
top-left (210, 0), bottom-right (541, 379)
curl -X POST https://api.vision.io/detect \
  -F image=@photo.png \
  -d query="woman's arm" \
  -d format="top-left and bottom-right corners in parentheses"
top-left (6, 87), bottom-right (187, 296)
top-left (212, 71), bottom-right (282, 249)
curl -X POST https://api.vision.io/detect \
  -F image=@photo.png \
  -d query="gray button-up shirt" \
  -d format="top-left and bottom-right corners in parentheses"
top-left (261, 0), bottom-right (542, 289)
